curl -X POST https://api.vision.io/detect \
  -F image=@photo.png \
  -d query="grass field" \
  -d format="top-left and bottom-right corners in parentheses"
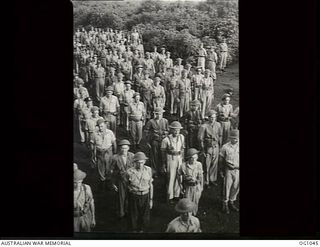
top-left (74, 63), bottom-right (239, 234)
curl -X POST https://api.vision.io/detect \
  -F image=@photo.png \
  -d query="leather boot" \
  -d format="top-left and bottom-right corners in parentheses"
top-left (229, 201), bottom-right (239, 212)
top-left (222, 202), bottom-right (230, 214)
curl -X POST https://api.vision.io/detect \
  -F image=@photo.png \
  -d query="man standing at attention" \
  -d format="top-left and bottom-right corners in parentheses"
top-left (90, 118), bottom-right (117, 191)
top-left (219, 38), bottom-right (228, 72)
top-left (161, 121), bottom-right (185, 204)
top-left (198, 110), bottom-right (222, 188)
top-left (126, 152), bottom-right (153, 233)
top-left (144, 107), bottom-right (169, 177)
top-left (99, 86), bottom-right (120, 135)
top-left (110, 139), bottom-right (135, 219)
top-left (128, 92), bottom-right (146, 150)
top-left (219, 130), bottom-right (239, 214)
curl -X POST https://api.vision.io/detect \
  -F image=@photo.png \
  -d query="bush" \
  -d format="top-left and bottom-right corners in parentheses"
top-left (73, 0), bottom-right (239, 63)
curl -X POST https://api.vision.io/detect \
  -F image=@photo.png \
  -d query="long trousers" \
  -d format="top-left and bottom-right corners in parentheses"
top-left (184, 184), bottom-right (202, 216)
top-left (204, 145), bottom-right (219, 184)
top-left (197, 57), bottom-right (205, 71)
top-left (95, 77), bottom-right (105, 101)
top-left (179, 93), bottom-right (190, 118)
top-left (206, 61), bottom-right (216, 74)
top-left (96, 147), bottom-right (113, 181)
top-left (223, 169), bottom-right (239, 202)
top-left (201, 91), bottom-right (214, 118)
top-left (130, 120), bottom-right (143, 145)
top-left (150, 140), bottom-right (162, 175)
top-left (219, 121), bottom-right (231, 144)
top-left (128, 192), bottom-right (150, 232)
top-left (166, 155), bottom-right (182, 200)
top-left (117, 180), bottom-right (129, 218)
top-left (103, 113), bottom-right (117, 135)
top-left (220, 52), bottom-right (228, 70)
top-left (170, 91), bottom-right (178, 114)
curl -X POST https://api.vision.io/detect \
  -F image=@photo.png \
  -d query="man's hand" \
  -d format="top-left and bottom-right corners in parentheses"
top-left (149, 199), bottom-right (153, 209)
top-left (112, 184), bottom-right (118, 192)
top-left (91, 218), bottom-right (96, 228)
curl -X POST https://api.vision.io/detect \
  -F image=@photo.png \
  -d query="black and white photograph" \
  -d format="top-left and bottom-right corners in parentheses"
top-left (73, 0), bottom-right (239, 234)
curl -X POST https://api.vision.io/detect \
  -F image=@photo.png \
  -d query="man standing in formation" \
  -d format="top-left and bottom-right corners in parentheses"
top-left (219, 130), bottom-right (239, 214)
top-left (73, 27), bottom-right (239, 233)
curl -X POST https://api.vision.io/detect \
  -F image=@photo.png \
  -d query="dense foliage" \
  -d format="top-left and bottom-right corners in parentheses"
top-left (73, 0), bottom-right (238, 64)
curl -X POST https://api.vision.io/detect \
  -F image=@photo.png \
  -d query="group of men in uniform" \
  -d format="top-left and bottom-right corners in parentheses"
top-left (73, 26), bottom-right (239, 233)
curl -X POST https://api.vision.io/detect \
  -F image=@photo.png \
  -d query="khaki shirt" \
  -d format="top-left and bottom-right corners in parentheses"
top-left (126, 166), bottom-right (153, 192)
top-left (215, 103), bottom-right (233, 119)
top-left (166, 216), bottom-right (201, 233)
top-left (220, 141), bottom-right (239, 167)
top-left (220, 43), bottom-right (228, 52)
top-left (100, 95), bottom-right (120, 113)
top-left (91, 129), bottom-right (116, 150)
top-left (128, 101), bottom-right (145, 120)
top-left (161, 134), bottom-right (185, 156)
top-left (178, 161), bottom-right (203, 184)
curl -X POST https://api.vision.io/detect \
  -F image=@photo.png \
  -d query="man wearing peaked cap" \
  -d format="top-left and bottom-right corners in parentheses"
top-left (198, 108), bottom-right (222, 188)
top-left (126, 151), bottom-right (153, 232)
top-left (166, 198), bottom-right (201, 232)
top-left (219, 129), bottom-right (239, 214)
top-left (145, 106), bottom-right (169, 177)
top-left (109, 139), bottom-right (135, 218)
top-left (215, 93), bottom-right (233, 145)
top-left (161, 120), bottom-right (185, 203)
top-left (178, 148), bottom-right (203, 216)
top-left (74, 168), bottom-right (96, 232)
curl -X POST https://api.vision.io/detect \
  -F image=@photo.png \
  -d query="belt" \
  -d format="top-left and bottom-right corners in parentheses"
top-left (167, 150), bottom-right (182, 156)
top-left (221, 51), bottom-right (227, 53)
top-left (130, 190), bottom-right (149, 196)
top-left (96, 147), bottom-right (111, 153)
top-left (103, 111), bottom-right (117, 116)
top-left (95, 77), bottom-right (104, 79)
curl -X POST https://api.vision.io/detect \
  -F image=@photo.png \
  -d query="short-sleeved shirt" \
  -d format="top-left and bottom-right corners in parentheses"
top-left (100, 95), bottom-right (120, 113)
top-left (192, 74), bottom-right (204, 88)
top-left (219, 141), bottom-right (239, 167)
top-left (151, 85), bottom-right (165, 98)
top-left (91, 129), bottom-right (116, 150)
top-left (220, 43), bottom-right (228, 52)
top-left (215, 103), bottom-right (233, 119)
top-left (126, 165), bottom-right (153, 192)
top-left (145, 118), bottom-right (169, 141)
top-left (161, 134), bottom-right (185, 156)
top-left (122, 89), bottom-right (135, 105)
top-left (202, 77), bottom-right (214, 91)
top-left (166, 216), bottom-right (201, 233)
top-left (74, 184), bottom-right (93, 212)
top-left (178, 161), bottom-right (203, 183)
top-left (128, 101), bottom-right (145, 119)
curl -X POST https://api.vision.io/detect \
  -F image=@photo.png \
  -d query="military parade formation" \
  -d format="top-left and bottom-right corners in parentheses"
top-left (73, 26), bottom-right (239, 233)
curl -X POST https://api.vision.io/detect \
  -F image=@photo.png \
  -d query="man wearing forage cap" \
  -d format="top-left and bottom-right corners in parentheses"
top-left (126, 152), bottom-right (153, 232)
top-left (219, 129), bottom-right (239, 214)
top-left (74, 167), bottom-right (96, 232)
top-left (161, 121), bottom-right (185, 203)
top-left (165, 198), bottom-right (201, 233)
